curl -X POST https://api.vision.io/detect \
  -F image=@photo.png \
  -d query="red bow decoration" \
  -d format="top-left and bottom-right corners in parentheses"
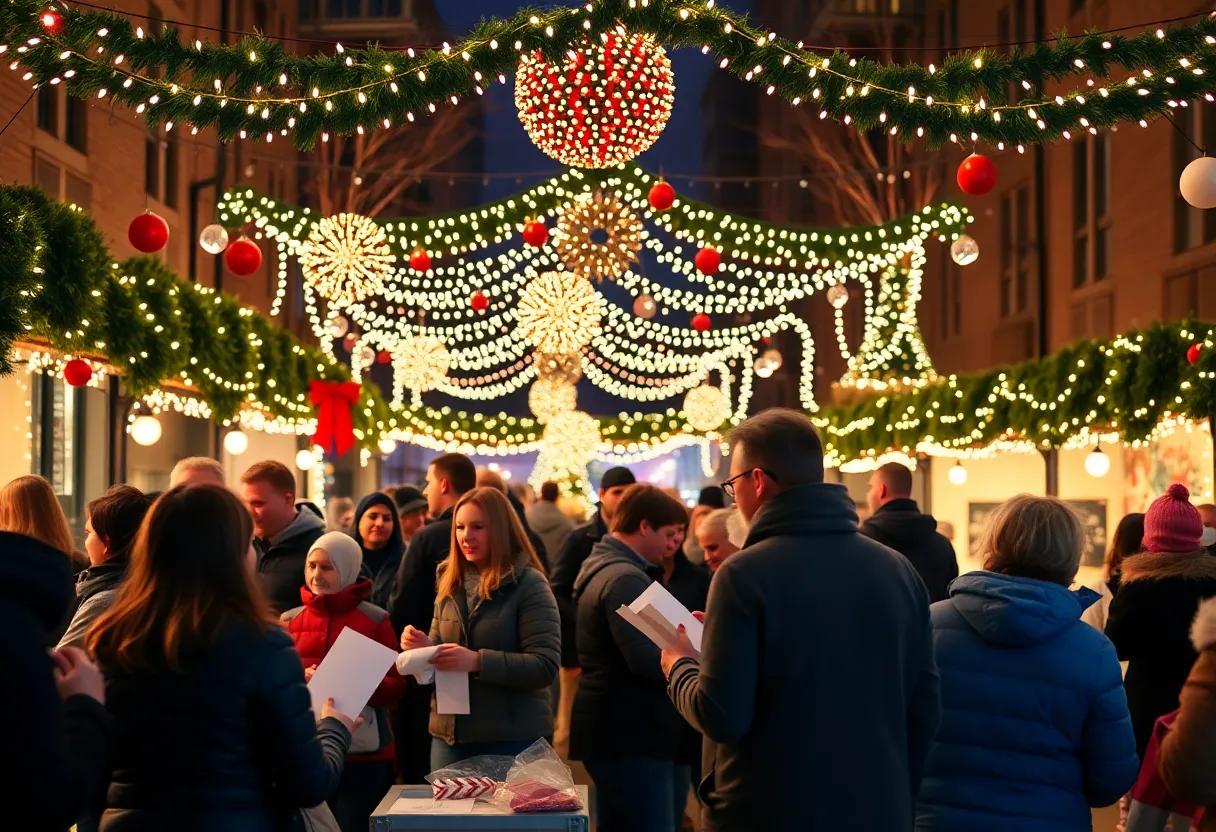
top-left (310, 380), bottom-right (361, 458)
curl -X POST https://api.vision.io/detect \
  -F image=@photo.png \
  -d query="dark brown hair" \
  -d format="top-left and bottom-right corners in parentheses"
top-left (437, 487), bottom-right (544, 602)
top-left (1105, 513), bottom-right (1146, 582)
top-left (431, 453), bottom-right (477, 496)
top-left (728, 408), bottom-right (825, 488)
top-left (89, 484), bottom-right (271, 672)
top-left (875, 462), bottom-right (913, 498)
top-left (611, 484), bottom-right (689, 536)
top-left (87, 485), bottom-right (153, 563)
top-left (240, 460), bottom-right (296, 495)
top-left (540, 481), bottom-right (560, 502)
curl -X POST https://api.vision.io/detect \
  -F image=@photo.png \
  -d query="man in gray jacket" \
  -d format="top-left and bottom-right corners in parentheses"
top-left (661, 409), bottom-right (940, 831)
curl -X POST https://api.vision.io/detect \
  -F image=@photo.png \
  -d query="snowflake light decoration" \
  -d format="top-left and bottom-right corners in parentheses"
top-left (394, 334), bottom-right (451, 397)
top-left (517, 271), bottom-right (604, 354)
top-left (299, 212), bottom-right (395, 307)
top-left (683, 384), bottom-right (730, 432)
top-left (515, 31), bottom-right (676, 169)
top-left (555, 191), bottom-right (644, 283)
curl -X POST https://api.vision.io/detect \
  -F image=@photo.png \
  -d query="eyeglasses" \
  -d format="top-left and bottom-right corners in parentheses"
top-left (720, 468), bottom-right (777, 499)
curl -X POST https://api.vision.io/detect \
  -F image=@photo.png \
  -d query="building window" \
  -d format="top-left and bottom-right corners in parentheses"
top-left (32, 373), bottom-right (86, 539)
top-left (1073, 134), bottom-right (1111, 288)
top-left (1174, 101), bottom-right (1216, 253)
top-left (37, 86), bottom-right (58, 136)
top-left (1000, 184), bottom-right (1031, 317)
top-left (35, 85), bottom-right (87, 152)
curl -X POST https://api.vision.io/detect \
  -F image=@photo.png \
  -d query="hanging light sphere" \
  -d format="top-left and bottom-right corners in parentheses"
top-left (515, 31), bottom-right (676, 168)
top-left (827, 284), bottom-right (850, 309)
top-left (223, 429), bottom-right (249, 456)
top-left (1189, 343), bottom-right (1204, 365)
top-left (536, 352), bottom-right (583, 385)
top-left (1180, 156), bottom-right (1216, 209)
top-left (633, 294), bottom-right (657, 319)
top-left (529, 378), bottom-right (578, 422)
top-left (295, 448), bottom-right (317, 470)
top-left (198, 223), bottom-right (230, 254)
top-left (517, 271), bottom-right (604, 354)
top-left (299, 212), bottom-right (394, 307)
top-left (683, 385), bottom-right (730, 432)
top-left (130, 415), bottom-right (163, 447)
top-left (355, 345), bottom-right (376, 369)
top-left (521, 220), bottom-right (549, 248)
top-left (648, 181), bottom-right (676, 211)
top-left (224, 238), bottom-right (263, 276)
top-left (63, 359), bottom-right (93, 388)
top-left (948, 462), bottom-right (968, 486)
top-left (128, 211), bottom-right (170, 253)
top-left (328, 315), bottom-right (350, 339)
top-left (754, 347), bottom-right (783, 379)
top-left (957, 153), bottom-right (999, 196)
top-left (694, 247), bottom-right (721, 275)
top-left (1085, 446), bottom-right (1111, 478)
top-left (378, 438), bottom-right (397, 456)
top-left (342, 333), bottom-right (358, 351)
top-left (950, 234), bottom-right (980, 266)
top-left (396, 335), bottom-right (452, 393)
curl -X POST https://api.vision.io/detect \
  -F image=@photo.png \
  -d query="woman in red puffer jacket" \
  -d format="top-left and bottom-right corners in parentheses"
top-left (283, 531), bottom-right (406, 832)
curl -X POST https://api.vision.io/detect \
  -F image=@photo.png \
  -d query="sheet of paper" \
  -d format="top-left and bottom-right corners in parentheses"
top-left (307, 627), bottom-right (398, 719)
top-left (388, 798), bottom-right (476, 815)
top-left (616, 580), bottom-right (703, 654)
top-left (436, 669), bottom-right (470, 714)
top-left (396, 646), bottom-right (441, 683)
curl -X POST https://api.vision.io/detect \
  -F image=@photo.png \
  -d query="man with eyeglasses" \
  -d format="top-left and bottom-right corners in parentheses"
top-left (659, 408), bottom-right (940, 832)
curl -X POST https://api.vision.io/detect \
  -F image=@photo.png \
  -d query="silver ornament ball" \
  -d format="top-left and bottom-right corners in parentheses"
top-left (199, 224), bottom-right (230, 254)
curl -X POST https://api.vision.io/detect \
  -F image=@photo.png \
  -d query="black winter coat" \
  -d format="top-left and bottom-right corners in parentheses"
top-left (0, 531), bottom-right (111, 832)
top-left (1106, 549), bottom-right (1216, 758)
top-left (570, 535), bottom-right (686, 762)
top-left (667, 484), bottom-right (940, 832)
top-left (99, 621), bottom-right (351, 831)
top-left (389, 508), bottom-right (452, 635)
top-left (663, 551), bottom-right (712, 769)
top-left (254, 508), bottom-right (326, 614)
top-left (861, 499), bottom-right (959, 604)
top-left (551, 511), bottom-right (608, 667)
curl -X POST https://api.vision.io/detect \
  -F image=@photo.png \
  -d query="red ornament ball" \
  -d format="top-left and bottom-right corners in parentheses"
top-left (128, 211), bottom-right (169, 253)
top-left (648, 181), bottom-right (676, 211)
top-left (522, 220), bottom-right (549, 247)
top-left (957, 153), bottom-right (999, 196)
top-left (409, 248), bottom-right (431, 273)
top-left (63, 359), bottom-right (92, 388)
top-left (471, 291), bottom-right (489, 313)
top-left (376, 350), bottom-right (392, 365)
top-left (343, 333), bottom-right (358, 350)
top-left (1188, 343), bottom-right (1203, 365)
top-left (691, 313), bottom-right (712, 332)
top-left (694, 247), bottom-right (721, 275)
top-left (515, 31), bottom-right (676, 168)
top-left (39, 9), bottom-right (64, 34)
top-left (224, 237), bottom-right (263, 276)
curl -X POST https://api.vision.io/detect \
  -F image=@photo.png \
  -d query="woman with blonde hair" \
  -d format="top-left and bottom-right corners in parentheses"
top-left (88, 484), bottom-right (360, 830)
top-left (916, 494), bottom-right (1137, 831)
top-left (0, 474), bottom-right (76, 556)
top-left (399, 486), bottom-right (559, 770)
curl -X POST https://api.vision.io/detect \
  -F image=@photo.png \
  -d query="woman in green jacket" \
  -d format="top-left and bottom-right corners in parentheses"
top-left (401, 487), bottom-right (560, 769)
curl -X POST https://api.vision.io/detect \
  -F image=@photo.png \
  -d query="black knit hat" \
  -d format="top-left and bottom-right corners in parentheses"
top-left (600, 466), bottom-right (636, 491)
top-left (393, 485), bottom-right (428, 516)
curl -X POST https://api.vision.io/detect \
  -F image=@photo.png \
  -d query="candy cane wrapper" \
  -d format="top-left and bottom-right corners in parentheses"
top-left (431, 776), bottom-right (498, 800)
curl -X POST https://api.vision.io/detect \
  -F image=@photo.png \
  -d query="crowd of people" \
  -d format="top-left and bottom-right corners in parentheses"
top-left (10, 407), bottom-right (1216, 831)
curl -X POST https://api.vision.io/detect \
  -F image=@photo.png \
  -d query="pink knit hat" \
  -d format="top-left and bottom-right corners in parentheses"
top-left (1143, 483), bottom-right (1204, 554)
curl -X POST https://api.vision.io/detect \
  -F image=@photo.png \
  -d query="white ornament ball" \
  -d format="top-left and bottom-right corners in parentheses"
top-left (1085, 446), bottom-right (1111, 478)
top-left (1181, 156), bottom-right (1216, 209)
top-left (633, 294), bottom-right (657, 319)
top-left (754, 356), bottom-right (775, 379)
top-left (130, 415), bottom-right (162, 447)
top-left (199, 224), bottom-right (230, 255)
top-left (295, 448), bottom-right (317, 470)
top-left (328, 315), bottom-right (350, 339)
top-left (378, 438), bottom-right (397, 456)
top-left (947, 462), bottom-right (968, 486)
top-left (223, 429), bottom-right (249, 456)
top-left (355, 345), bottom-right (376, 369)
top-left (950, 234), bottom-right (980, 266)
top-left (827, 284), bottom-right (849, 309)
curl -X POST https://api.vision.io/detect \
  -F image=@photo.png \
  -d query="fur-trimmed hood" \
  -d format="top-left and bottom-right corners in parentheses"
top-left (1193, 597), bottom-right (1216, 651)
top-left (1120, 550), bottom-right (1216, 584)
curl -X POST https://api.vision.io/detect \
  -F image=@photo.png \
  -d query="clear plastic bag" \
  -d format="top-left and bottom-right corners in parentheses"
top-left (491, 739), bottom-right (583, 814)
top-left (425, 754), bottom-right (514, 800)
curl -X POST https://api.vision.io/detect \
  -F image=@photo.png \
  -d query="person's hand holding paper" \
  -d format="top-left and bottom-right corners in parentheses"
top-left (616, 581), bottom-right (704, 653)
top-left (395, 646), bottom-right (472, 716)
top-left (308, 628), bottom-right (398, 724)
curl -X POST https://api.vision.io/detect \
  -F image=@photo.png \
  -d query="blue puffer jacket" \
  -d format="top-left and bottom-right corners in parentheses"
top-left (916, 572), bottom-right (1139, 832)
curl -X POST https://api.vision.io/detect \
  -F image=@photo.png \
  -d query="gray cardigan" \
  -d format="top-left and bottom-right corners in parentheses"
top-left (428, 561), bottom-right (560, 746)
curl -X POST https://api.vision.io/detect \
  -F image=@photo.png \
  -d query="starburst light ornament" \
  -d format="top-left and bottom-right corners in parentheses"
top-left (394, 334), bottom-right (451, 395)
top-left (529, 378), bottom-right (578, 422)
top-left (517, 271), bottom-right (604, 354)
top-left (299, 213), bottom-right (395, 307)
top-left (515, 31), bottom-right (676, 169)
top-left (555, 191), bottom-right (644, 282)
top-left (539, 411), bottom-right (601, 472)
top-left (683, 384), bottom-right (730, 432)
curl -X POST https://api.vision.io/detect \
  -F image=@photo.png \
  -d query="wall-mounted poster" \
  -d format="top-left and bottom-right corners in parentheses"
top-left (1124, 426), bottom-right (1212, 515)
top-left (969, 499), bottom-right (1108, 568)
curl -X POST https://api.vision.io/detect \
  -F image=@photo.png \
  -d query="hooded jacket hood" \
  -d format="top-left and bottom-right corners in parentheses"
top-left (1, 530), bottom-right (73, 632)
top-left (299, 577), bottom-right (374, 616)
top-left (572, 533), bottom-right (656, 601)
top-left (949, 571), bottom-right (1097, 647)
top-left (75, 559), bottom-right (127, 600)
top-left (743, 482), bottom-right (859, 547)
top-left (271, 504), bottom-right (326, 545)
top-left (528, 500), bottom-right (571, 537)
top-left (353, 492), bottom-right (405, 565)
top-left (865, 499), bottom-right (941, 547)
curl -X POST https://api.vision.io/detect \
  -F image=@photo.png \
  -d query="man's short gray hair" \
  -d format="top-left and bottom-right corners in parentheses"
top-left (980, 494), bottom-right (1084, 586)
top-left (170, 457), bottom-right (225, 487)
top-left (728, 408), bottom-right (824, 488)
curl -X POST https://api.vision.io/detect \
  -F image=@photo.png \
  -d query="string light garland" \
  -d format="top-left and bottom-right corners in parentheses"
top-left (298, 212), bottom-right (395, 307)
top-left (515, 30), bottom-right (675, 168)
top-left (554, 190), bottom-right (644, 282)
top-left (9, 0), bottom-right (1216, 152)
top-left (516, 271), bottom-right (604, 354)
